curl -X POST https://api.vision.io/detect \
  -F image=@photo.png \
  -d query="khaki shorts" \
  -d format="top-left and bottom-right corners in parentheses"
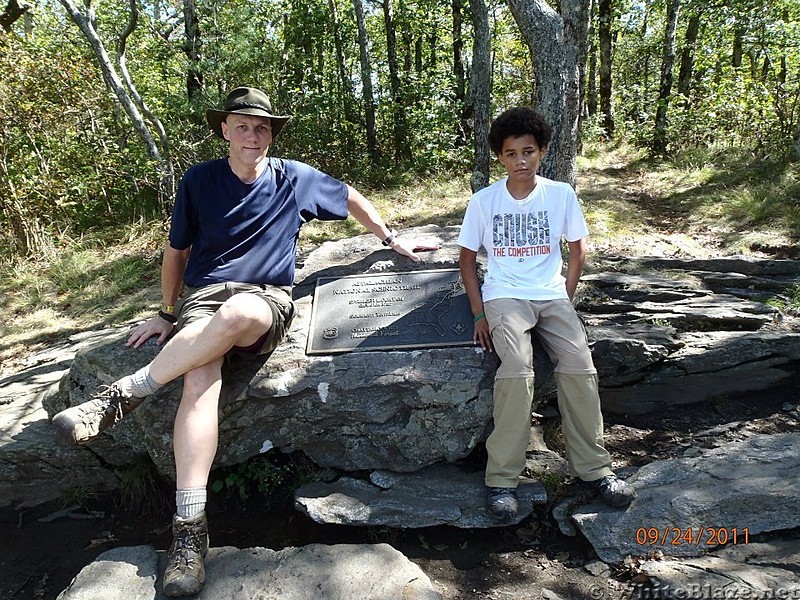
top-left (175, 282), bottom-right (295, 356)
top-left (484, 297), bottom-right (596, 378)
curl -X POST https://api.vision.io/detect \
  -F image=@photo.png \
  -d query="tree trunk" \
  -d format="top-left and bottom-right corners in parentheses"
top-left (0, 0), bottom-right (29, 32)
top-left (732, 24), bottom-right (744, 68)
top-left (402, 28), bottom-right (413, 74)
top-left (453, 0), bottom-right (468, 144)
top-left (778, 8), bottom-right (788, 84)
top-left (586, 0), bottom-right (597, 118)
top-left (58, 0), bottom-right (174, 206)
top-left (353, 0), bottom-right (377, 161)
top-left (794, 120), bottom-right (800, 161)
top-left (677, 12), bottom-right (700, 99)
top-left (567, 0), bottom-right (591, 156)
top-left (328, 0), bottom-right (359, 124)
top-left (598, 0), bottom-right (614, 137)
top-left (652, 0), bottom-right (680, 156)
top-left (183, 0), bottom-right (203, 104)
top-left (469, 0), bottom-right (490, 192)
top-left (117, 0), bottom-right (173, 205)
top-left (428, 24), bottom-right (437, 69)
top-left (383, 0), bottom-right (411, 161)
top-left (506, 0), bottom-right (589, 187)
top-left (641, 7), bottom-right (650, 121)
top-left (560, 0), bottom-right (590, 185)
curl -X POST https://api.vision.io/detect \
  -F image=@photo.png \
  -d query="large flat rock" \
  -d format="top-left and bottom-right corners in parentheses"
top-left (41, 227), bottom-right (503, 478)
top-left (294, 462), bottom-right (547, 528)
top-left (640, 539), bottom-right (800, 596)
top-left (571, 432), bottom-right (800, 563)
top-left (57, 543), bottom-right (441, 600)
top-left (0, 332), bottom-right (120, 508)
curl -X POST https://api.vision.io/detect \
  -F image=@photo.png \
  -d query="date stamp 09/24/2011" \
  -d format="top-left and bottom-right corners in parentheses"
top-left (634, 526), bottom-right (750, 547)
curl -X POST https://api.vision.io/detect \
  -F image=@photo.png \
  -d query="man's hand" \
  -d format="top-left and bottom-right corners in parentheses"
top-left (389, 237), bottom-right (441, 262)
top-left (126, 315), bottom-right (175, 348)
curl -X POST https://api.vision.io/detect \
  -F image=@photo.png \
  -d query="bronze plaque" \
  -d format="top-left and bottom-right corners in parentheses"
top-left (306, 269), bottom-right (475, 354)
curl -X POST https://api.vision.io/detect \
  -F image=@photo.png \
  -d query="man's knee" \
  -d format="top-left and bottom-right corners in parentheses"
top-left (217, 293), bottom-right (273, 332)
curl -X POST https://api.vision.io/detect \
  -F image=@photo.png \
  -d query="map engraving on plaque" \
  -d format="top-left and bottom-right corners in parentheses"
top-left (306, 269), bottom-right (475, 354)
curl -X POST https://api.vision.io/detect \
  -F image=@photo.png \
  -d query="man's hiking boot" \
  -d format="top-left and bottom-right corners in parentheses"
top-left (486, 487), bottom-right (518, 523)
top-left (589, 474), bottom-right (636, 508)
top-left (163, 512), bottom-right (209, 597)
top-left (51, 383), bottom-right (143, 445)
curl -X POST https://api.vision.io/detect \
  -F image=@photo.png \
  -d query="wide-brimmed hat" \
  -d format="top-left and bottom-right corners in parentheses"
top-left (206, 87), bottom-right (291, 139)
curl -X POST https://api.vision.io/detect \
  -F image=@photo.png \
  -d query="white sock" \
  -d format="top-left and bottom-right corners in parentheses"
top-left (176, 488), bottom-right (207, 519)
top-left (117, 366), bottom-right (162, 398)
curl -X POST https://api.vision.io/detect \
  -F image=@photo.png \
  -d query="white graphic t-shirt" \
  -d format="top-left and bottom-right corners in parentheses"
top-left (457, 175), bottom-right (589, 301)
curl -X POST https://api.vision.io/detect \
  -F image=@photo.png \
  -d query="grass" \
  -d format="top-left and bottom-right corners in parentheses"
top-left (0, 220), bottom-right (165, 373)
top-left (299, 174), bottom-right (471, 248)
top-left (114, 455), bottom-right (172, 516)
top-left (766, 284), bottom-right (800, 316)
top-left (579, 142), bottom-right (800, 257)
top-left (1, 143), bottom-right (797, 375)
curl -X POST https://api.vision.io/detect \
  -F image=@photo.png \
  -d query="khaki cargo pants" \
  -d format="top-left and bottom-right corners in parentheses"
top-left (483, 298), bottom-right (613, 488)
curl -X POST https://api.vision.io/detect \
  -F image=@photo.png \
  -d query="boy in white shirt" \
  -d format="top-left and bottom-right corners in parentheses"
top-left (458, 107), bottom-right (635, 522)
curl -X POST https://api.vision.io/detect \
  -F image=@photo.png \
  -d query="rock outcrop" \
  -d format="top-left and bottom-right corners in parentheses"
top-left (570, 432), bottom-right (800, 564)
top-left (295, 463), bottom-right (547, 528)
top-left (41, 227), bottom-right (501, 481)
top-left (640, 539), bottom-right (800, 597)
top-left (56, 543), bottom-right (441, 600)
top-left (0, 332), bottom-right (121, 508)
top-left (2, 226), bottom-right (798, 509)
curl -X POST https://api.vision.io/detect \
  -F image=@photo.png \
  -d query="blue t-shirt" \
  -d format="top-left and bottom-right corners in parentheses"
top-left (169, 157), bottom-right (349, 287)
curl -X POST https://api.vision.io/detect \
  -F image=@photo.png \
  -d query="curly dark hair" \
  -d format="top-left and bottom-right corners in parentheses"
top-left (487, 107), bottom-right (552, 155)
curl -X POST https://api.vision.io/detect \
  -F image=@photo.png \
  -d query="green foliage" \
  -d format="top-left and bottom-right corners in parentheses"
top-left (598, 0), bottom-right (800, 157)
top-left (527, 469), bottom-right (566, 494)
top-left (0, 0), bottom-right (797, 264)
top-left (59, 484), bottom-right (99, 510)
top-left (766, 284), bottom-right (800, 316)
top-left (211, 452), bottom-right (320, 502)
top-left (0, 13), bottom-right (165, 257)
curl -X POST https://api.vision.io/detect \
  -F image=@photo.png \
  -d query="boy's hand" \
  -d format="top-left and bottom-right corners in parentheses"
top-left (473, 315), bottom-right (493, 352)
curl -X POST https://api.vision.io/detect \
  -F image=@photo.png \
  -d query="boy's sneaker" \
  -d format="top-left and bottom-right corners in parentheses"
top-left (591, 474), bottom-right (636, 508)
top-left (163, 511), bottom-right (209, 597)
top-left (51, 383), bottom-right (143, 445)
top-left (486, 487), bottom-right (518, 523)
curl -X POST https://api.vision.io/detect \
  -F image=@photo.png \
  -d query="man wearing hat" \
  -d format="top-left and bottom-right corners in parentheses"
top-left (52, 87), bottom-right (437, 597)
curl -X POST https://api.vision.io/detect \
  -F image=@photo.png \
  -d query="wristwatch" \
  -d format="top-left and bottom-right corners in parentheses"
top-left (382, 229), bottom-right (397, 247)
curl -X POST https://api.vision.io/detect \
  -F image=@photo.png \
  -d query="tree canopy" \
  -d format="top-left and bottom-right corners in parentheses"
top-left (1, 0), bottom-right (798, 256)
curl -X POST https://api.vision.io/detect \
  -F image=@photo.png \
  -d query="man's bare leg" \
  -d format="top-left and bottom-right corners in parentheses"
top-left (163, 360), bottom-right (223, 597)
top-left (52, 292), bottom-right (274, 446)
top-left (149, 293), bottom-right (274, 386)
top-left (173, 359), bottom-right (224, 491)
top-left (163, 294), bottom-right (274, 598)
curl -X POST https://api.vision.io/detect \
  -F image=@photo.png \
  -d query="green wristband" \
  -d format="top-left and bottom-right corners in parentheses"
top-left (473, 312), bottom-right (485, 323)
